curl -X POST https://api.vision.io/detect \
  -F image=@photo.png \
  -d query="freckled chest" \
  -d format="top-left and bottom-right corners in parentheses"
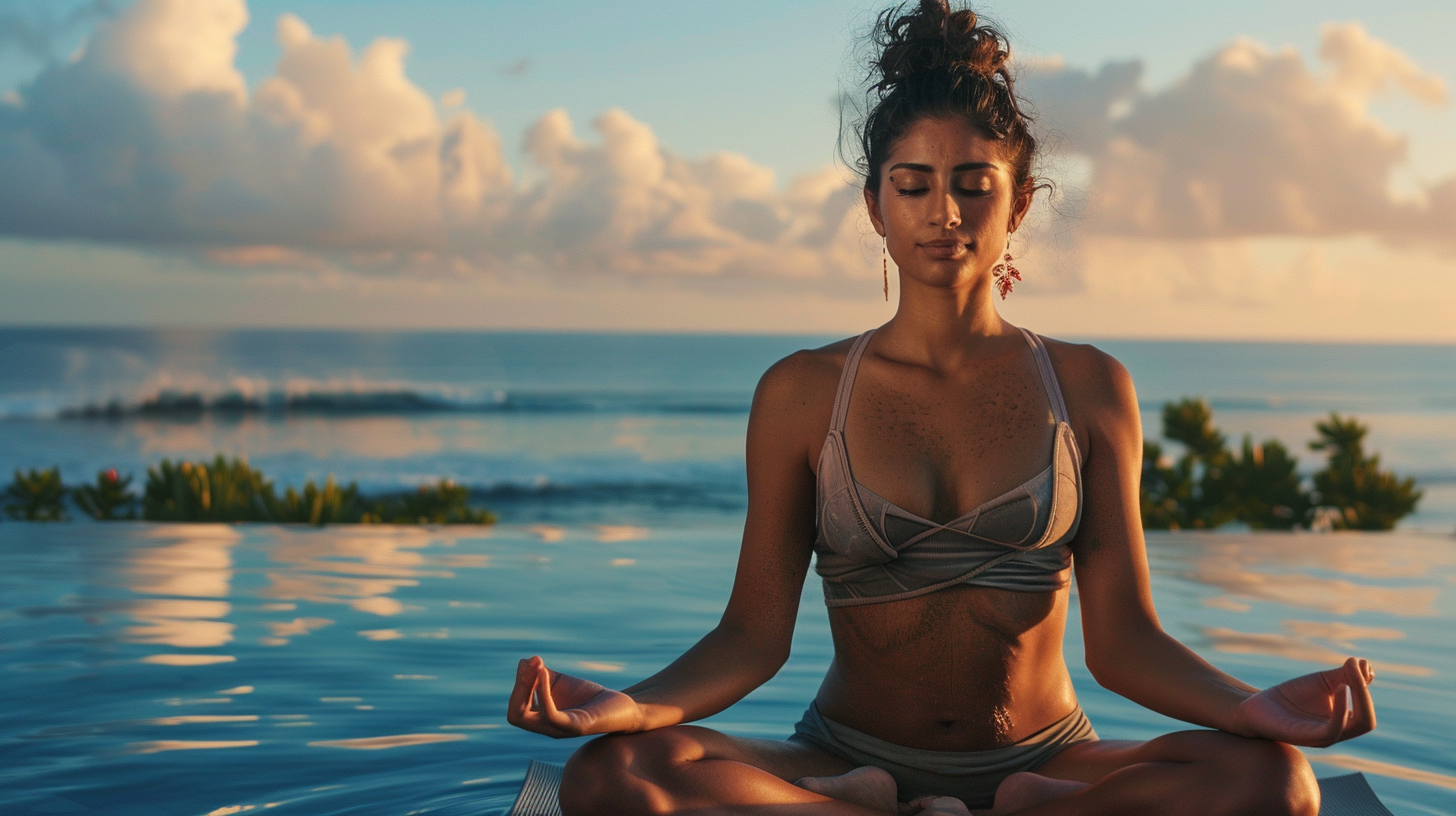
top-left (842, 347), bottom-right (1057, 526)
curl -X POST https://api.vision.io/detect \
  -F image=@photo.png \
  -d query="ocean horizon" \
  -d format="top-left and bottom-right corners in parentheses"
top-left (2, 326), bottom-right (1453, 531)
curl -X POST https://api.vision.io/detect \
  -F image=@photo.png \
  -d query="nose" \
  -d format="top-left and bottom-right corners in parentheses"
top-left (930, 191), bottom-right (961, 229)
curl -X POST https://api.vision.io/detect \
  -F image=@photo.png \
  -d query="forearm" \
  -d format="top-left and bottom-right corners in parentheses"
top-left (1091, 623), bottom-right (1259, 735)
top-left (621, 622), bottom-right (786, 731)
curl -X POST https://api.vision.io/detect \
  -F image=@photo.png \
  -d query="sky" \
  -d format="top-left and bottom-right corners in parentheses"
top-left (1, 0), bottom-right (1454, 340)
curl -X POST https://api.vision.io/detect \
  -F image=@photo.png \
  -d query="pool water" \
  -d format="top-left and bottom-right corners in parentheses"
top-left (2, 521), bottom-right (1453, 815)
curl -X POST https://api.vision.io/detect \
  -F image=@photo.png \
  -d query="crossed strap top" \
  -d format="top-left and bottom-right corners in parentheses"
top-left (813, 327), bottom-right (1083, 607)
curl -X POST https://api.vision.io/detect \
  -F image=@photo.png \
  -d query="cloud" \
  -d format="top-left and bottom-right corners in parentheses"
top-left (0, 0), bottom-right (112, 64)
top-left (0, 1), bottom-right (1450, 297)
top-left (0, 0), bottom-right (872, 287)
top-left (1022, 22), bottom-right (1451, 242)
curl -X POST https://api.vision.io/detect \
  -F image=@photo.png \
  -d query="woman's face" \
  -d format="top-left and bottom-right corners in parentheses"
top-left (865, 116), bottom-right (1030, 293)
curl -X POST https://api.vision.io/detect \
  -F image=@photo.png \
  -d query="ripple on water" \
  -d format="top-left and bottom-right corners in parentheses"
top-left (0, 523), bottom-right (1451, 815)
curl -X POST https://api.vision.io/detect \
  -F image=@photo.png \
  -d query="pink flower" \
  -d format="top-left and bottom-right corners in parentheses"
top-left (104, 468), bottom-right (118, 483)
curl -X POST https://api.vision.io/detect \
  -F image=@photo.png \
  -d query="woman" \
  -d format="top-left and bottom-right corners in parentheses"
top-left (507, 2), bottom-right (1376, 813)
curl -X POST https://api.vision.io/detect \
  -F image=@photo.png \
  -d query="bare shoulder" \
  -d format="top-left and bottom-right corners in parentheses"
top-left (756, 337), bottom-right (853, 402)
top-left (1036, 336), bottom-right (1140, 449)
top-left (750, 337), bottom-right (858, 469)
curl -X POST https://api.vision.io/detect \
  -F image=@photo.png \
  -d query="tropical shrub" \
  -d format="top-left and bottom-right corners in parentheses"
top-left (1221, 438), bottom-right (1310, 530)
top-left (143, 456), bottom-right (274, 522)
top-left (1140, 399), bottom-right (1236, 530)
top-left (359, 479), bottom-right (495, 525)
top-left (74, 469), bottom-right (138, 520)
top-left (1140, 440), bottom-right (1193, 530)
top-left (1309, 414), bottom-right (1421, 530)
top-left (269, 476), bottom-right (361, 526)
top-left (3, 467), bottom-right (67, 521)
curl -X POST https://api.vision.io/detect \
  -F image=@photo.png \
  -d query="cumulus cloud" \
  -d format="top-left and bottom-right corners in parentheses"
top-left (0, 0), bottom-right (871, 286)
top-left (0, 0), bottom-right (112, 64)
top-left (0, 1), bottom-right (1450, 293)
top-left (1022, 22), bottom-right (1450, 241)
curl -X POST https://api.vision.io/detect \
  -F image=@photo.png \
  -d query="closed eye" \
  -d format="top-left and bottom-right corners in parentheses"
top-left (895, 187), bottom-right (929, 196)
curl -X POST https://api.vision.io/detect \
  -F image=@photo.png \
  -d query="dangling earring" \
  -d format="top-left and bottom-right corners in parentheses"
top-left (992, 252), bottom-right (1021, 300)
top-left (882, 238), bottom-right (889, 301)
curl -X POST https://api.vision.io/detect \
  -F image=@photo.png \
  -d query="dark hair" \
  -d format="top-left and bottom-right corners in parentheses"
top-left (849, 0), bottom-right (1040, 197)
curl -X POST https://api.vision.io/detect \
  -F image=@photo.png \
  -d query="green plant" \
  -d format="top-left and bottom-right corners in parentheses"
top-left (360, 479), bottom-right (495, 525)
top-left (74, 468), bottom-right (138, 520)
top-left (1140, 440), bottom-right (1194, 530)
top-left (269, 476), bottom-right (361, 526)
top-left (1138, 399), bottom-right (1236, 530)
top-left (1222, 437), bottom-right (1310, 530)
top-left (3, 467), bottom-right (68, 521)
top-left (1309, 413), bottom-right (1421, 530)
top-left (143, 456), bottom-right (274, 522)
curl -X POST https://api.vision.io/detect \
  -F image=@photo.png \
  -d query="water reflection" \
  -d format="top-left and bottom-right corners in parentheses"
top-left (1201, 624), bottom-right (1434, 677)
top-left (120, 525), bottom-right (241, 668)
top-left (306, 733), bottom-right (467, 750)
top-left (142, 655), bottom-right (236, 666)
top-left (126, 525), bottom-right (239, 598)
top-left (5, 523), bottom-right (1452, 814)
top-left (258, 527), bottom-right (454, 617)
top-left (127, 739), bottom-right (258, 754)
top-left (1307, 754), bottom-right (1456, 792)
top-left (1189, 567), bottom-right (1438, 616)
top-left (1179, 534), bottom-right (1443, 618)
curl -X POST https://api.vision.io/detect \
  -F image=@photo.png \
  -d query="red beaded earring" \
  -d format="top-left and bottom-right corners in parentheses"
top-left (992, 253), bottom-right (1021, 299)
top-left (882, 238), bottom-right (889, 301)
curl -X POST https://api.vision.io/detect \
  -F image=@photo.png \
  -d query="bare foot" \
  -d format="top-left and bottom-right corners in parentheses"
top-left (903, 795), bottom-right (973, 815)
top-left (796, 766), bottom-right (899, 813)
top-left (990, 772), bottom-right (1090, 815)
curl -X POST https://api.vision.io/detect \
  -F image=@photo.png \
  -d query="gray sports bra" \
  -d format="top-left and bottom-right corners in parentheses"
top-left (813, 327), bottom-right (1083, 607)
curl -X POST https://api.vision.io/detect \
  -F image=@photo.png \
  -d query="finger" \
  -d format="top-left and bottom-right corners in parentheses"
top-left (507, 658), bottom-right (537, 725)
top-left (1345, 658), bottom-right (1377, 737)
top-left (1320, 683), bottom-right (1350, 747)
top-left (536, 661), bottom-right (572, 730)
top-left (1358, 657), bottom-right (1375, 685)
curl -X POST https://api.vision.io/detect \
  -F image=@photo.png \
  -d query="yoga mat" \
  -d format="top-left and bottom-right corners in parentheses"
top-left (506, 760), bottom-right (1394, 816)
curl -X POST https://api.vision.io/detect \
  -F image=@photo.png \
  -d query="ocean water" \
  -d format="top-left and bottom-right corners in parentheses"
top-left (2, 524), bottom-right (1453, 815)
top-left (1, 328), bottom-right (1455, 815)
top-left (1, 328), bottom-right (1453, 529)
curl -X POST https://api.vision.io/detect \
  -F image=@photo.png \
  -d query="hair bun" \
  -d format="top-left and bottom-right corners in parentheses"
top-left (872, 0), bottom-right (1011, 94)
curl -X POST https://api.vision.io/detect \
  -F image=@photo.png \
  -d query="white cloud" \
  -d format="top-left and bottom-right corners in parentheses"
top-left (0, 0), bottom-right (1449, 312)
top-left (1023, 22), bottom-right (1450, 241)
top-left (0, 0), bottom-right (872, 287)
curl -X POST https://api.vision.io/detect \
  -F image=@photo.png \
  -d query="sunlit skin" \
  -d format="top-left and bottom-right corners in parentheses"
top-left (506, 115), bottom-right (1377, 816)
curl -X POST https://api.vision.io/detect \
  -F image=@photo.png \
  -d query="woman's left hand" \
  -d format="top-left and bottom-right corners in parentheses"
top-left (1234, 656), bottom-right (1375, 747)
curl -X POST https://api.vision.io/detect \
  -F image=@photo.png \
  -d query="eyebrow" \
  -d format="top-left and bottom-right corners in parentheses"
top-left (887, 162), bottom-right (996, 173)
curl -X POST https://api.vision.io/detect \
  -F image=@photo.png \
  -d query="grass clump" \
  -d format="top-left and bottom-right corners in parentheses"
top-left (4, 467), bottom-right (68, 521)
top-left (74, 469), bottom-right (138, 520)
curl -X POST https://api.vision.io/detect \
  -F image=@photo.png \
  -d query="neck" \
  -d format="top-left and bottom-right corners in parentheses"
top-left (876, 274), bottom-right (1013, 367)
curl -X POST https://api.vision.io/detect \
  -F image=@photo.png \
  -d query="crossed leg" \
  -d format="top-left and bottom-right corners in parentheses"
top-left (559, 725), bottom-right (1319, 816)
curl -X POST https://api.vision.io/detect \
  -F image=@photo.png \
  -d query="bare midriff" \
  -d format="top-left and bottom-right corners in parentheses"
top-left (813, 580), bottom-right (1078, 751)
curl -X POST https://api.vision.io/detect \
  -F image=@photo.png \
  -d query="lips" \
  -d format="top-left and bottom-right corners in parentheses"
top-left (919, 239), bottom-right (970, 258)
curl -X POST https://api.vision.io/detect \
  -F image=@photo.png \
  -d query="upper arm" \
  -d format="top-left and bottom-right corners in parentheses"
top-left (717, 350), bottom-right (830, 665)
top-left (1057, 345), bottom-right (1162, 677)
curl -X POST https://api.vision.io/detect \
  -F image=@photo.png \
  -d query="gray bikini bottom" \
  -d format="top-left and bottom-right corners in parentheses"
top-left (787, 701), bottom-right (1098, 809)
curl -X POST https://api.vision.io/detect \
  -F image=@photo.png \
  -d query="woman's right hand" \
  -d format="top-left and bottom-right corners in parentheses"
top-left (506, 655), bottom-right (645, 738)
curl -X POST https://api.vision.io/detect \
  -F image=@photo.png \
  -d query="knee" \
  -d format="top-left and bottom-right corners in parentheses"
top-left (1217, 739), bottom-right (1318, 816)
top-left (559, 729), bottom-right (695, 816)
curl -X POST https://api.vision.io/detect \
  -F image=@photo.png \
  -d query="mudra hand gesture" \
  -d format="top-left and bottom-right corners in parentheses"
top-left (507, 655), bottom-right (642, 738)
top-left (1235, 657), bottom-right (1376, 747)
